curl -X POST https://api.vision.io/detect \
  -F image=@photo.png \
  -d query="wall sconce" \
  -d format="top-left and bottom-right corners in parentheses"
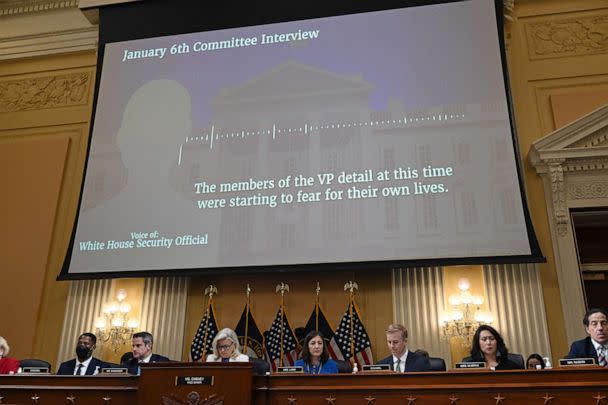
top-left (95, 289), bottom-right (139, 352)
top-left (442, 278), bottom-right (493, 345)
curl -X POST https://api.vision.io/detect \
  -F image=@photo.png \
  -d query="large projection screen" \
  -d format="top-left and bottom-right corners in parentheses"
top-left (61, 0), bottom-right (542, 278)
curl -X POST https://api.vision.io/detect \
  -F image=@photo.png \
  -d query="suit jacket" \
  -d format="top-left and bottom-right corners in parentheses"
top-left (122, 353), bottom-right (170, 375)
top-left (57, 357), bottom-right (107, 375)
top-left (0, 357), bottom-right (20, 374)
top-left (566, 336), bottom-right (599, 362)
top-left (377, 351), bottom-right (431, 372)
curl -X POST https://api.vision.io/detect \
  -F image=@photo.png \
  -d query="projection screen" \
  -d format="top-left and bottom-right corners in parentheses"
top-left (60, 0), bottom-right (543, 278)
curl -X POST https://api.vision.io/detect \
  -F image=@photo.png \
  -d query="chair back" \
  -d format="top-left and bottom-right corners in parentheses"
top-left (334, 359), bottom-right (352, 373)
top-left (428, 357), bottom-right (446, 371)
top-left (250, 358), bottom-right (270, 375)
top-left (507, 353), bottom-right (525, 369)
top-left (20, 359), bottom-right (51, 370)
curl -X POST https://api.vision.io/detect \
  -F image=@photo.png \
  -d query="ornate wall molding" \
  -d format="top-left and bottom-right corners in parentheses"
top-left (0, 71), bottom-right (91, 113)
top-left (0, 0), bottom-right (79, 16)
top-left (570, 126), bottom-right (608, 148)
top-left (568, 181), bottom-right (608, 200)
top-left (529, 104), bottom-right (608, 344)
top-left (547, 159), bottom-right (568, 236)
top-left (525, 14), bottom-right (608, 60)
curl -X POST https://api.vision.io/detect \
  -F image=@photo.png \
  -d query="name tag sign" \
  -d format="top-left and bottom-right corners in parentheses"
top-left (455, 362), bottom-right (486, 369)
top-left (277, 366), bottom-right (303, 373)
top-left (362, 364), bottom-right (391, 371)
top-left (559, 358), bottom-right (596, 366)
top-left (101, 368), bottom-right (129, 374)
top-left (21, 367), bottom-right (49, 374)
top-left (175, 376), bottom-right (214, 386)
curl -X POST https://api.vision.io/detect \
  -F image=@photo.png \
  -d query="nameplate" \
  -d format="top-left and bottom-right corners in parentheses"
top-left (362, 364), bottom-right (391, 371)
top-left (101, 368), bottom-right (129, 374)
top-left (455, 362), bottom-right (486, 369)
top-left (175, 376), bottom-right (214, 386)
top-left (277, 366), bottom-right (303, 373)
top-left (559, 358), bottom-right (595, 366)
top-left (21, 367), bottom-right (49, 374)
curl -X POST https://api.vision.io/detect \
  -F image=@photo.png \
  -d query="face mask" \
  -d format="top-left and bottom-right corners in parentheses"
top-left (76, 346), bottom-right (91, 359)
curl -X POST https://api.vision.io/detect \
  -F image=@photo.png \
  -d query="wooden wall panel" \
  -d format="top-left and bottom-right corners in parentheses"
top-left (0, 50), bottom-right (97, 363)
top-left (0, 134), bottom-right (68, 358)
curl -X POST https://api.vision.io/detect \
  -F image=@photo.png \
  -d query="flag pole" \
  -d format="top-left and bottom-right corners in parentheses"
top-left (344, 281), bottom-right (359, 365)
top-left (244, 284), bottom-right (251, 354)
top-left (201, 285), bottom-right (217, 361)
top-left (276, 282), bottom-right (289, 368)
top-left (315, 282), bottom-right (320, 331)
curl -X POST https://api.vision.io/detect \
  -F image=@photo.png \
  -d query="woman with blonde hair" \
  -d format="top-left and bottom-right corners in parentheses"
top-left (0, 336), bottom-right (19, 374)
top-left (206, 328), bottom-right (249, 363)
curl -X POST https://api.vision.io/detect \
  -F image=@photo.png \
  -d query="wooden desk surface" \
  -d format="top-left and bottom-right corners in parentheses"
top-left (253, 367), bottom-right (608, 405)
top-left (1, 366), bottom-right (606, 404)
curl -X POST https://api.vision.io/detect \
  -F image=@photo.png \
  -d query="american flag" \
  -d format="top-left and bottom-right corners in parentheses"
top-left (190, 302), bottom-right (219, 361)
top-left (333, 300), bottom-right (374, 366)
top-left (304, 305), bottom-right (344, 361)
top-left (264, 307), bottom-right (298, 371)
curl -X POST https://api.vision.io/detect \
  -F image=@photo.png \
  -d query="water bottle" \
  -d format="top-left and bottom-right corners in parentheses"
top-left (352, 362), bottom-right (359, 374)
top-left (543, 357), bottom-right (552, 369)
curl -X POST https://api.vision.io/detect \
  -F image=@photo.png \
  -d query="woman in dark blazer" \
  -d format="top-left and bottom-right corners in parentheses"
top-left (462, 325), bottom-right (522, 370)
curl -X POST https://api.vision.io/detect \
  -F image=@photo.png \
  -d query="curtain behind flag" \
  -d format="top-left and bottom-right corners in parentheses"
top-left (264, 308), bottom-right (298, 371)
top-left (303, 305), bottom-right (344, 360)
top-left (190, 302), bottom-right (219, 361)
top-left (235, 304), bottom-right (265, 359)
top-left (334, 300), bottom-right (373, 366)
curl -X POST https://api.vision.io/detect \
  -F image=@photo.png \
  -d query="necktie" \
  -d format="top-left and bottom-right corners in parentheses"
top-left (75, 363), bottom-right (83, 376)
top-left (394, 359), bottom-right (401, 372)
top-left (598, 346), bottom-right (607, 367)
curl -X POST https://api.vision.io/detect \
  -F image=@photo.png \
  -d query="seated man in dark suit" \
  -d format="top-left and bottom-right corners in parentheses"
top-left (122, 331), bottom-right (170, 375)
top-left (376, 324), bottom-right (431, 372)
top-left (567, 307), bottom-right (608, 367)
top-left (57, 333), bottom-right (108, 375)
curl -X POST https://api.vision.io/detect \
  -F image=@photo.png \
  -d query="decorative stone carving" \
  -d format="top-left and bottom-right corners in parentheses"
top-left (0, 0), bottom-right (78, 16)
top-left (568, 181), bottom-right (608, 200)
top-left (529, 105), bottom-right (608, 345)
top-left (0, 72), bottom-right (91, 113)
top-left (526, 14), bottom-right (608, 59)
top-left (570, 127), bottom-right (608, 148)
top-left (548, 159), bottom-right (568, 236)
top-left (503, 0), bottom-right (514, 51)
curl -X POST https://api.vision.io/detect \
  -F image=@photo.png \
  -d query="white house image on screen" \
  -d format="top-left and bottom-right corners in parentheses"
top-left (179, 60), bottom-right (525, 268)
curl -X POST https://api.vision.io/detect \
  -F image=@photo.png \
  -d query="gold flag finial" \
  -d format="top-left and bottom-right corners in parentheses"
top-left (344, 281), bottom-right (358, 293)
top-left (315, 282), bottom-right (321, 296)
top-left (204, 285), bottom-right (218, 298)
top-left (246, 283), bottom-right (252, 298)
top-left (275, 282), bottom-right (290, 296)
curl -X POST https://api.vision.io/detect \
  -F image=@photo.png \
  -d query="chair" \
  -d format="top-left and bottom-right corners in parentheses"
top-left (428, 357), bottom-right (446, 371)
top-left (507, 353), bottom-right (525, 369)
top-left (334, 359), bottom-right (352, 373)
top-left (250, 358), bottom-right (270, 375)
top-left (19, 359), bottom-right (51, 371)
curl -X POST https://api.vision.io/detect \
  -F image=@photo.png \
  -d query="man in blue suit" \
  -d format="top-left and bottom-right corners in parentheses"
top-left (376, 324), bottom-right (431, 372)
top-left (122, 331), bottom-right (170, 375)
top-left (567, 308), bottom-right (608, 367)
top-left (57, 333), bottom-right (108, 375)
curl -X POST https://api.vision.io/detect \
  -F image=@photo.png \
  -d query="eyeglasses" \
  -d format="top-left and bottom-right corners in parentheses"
top-left (218, 343), bottom-right (234, 350)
